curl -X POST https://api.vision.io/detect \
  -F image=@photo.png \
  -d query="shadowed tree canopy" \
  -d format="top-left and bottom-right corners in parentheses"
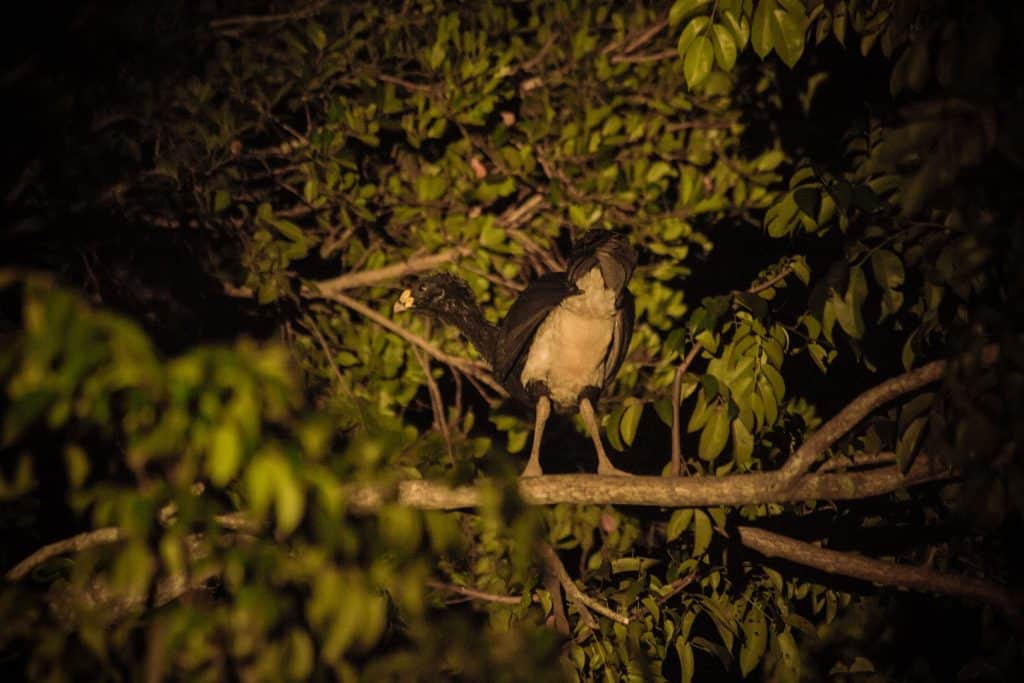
top-left (2, 1), bottom-right (1023, 681)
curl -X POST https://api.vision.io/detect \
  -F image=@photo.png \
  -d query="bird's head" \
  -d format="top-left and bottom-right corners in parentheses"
top-left (567, 230), bottom-right (638, 294)
top-left (393, 273), bottom-right (475, 317)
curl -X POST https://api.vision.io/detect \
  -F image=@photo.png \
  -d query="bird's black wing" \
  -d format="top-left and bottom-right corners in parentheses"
top-left (603, 289), bottom-right (635, 386)
top-left (494, 272), bottom-right (572, 383)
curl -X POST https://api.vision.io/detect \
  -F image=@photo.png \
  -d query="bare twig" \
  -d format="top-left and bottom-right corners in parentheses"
top-left (497, 194), bottom-right (547, 229)
top-left (670, 344), bottom-right (703, 476)
top-left (426, 579), bottom-right (526, 606)
top-left (6, 527), bottom-right (125, 581)
top-left (410, 342), bottom-right (455, 463)
top-left (611, 49), bottom-right (677, 64)
top-left (378, 74), bottom-right (435, 93)
top-left (210, 1), bottom-right (328, 29)
top-left (655, 572), bottom-right (698, 606)
top-left (521, 32), bottom-right (558, 72)
top-left (737, 526), bottom-right (1024, 630)
top-left (7, 512), bottom-right (256, 582)
top-left (745, 265), bottom-right (795, 295)
top-left (817, 451), bottom-right (897, 473)
top-left (318, 289), bottom-right (509, 398)
top-left (316, 247), bottom-right (472, 292)
top-left (539, 543), bottom-right (629, 626)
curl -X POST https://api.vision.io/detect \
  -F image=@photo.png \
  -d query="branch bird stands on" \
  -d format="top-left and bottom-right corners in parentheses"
top-left (394, 230), bottom-right (637, 477)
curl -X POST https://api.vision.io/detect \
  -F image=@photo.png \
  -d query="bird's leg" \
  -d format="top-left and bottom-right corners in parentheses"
top-left (521, 395), bottom-right (551, 478)
top-left (578, 397), bottom-right (630, 476)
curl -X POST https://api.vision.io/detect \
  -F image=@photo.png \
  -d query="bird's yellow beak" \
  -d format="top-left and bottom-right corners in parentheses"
top-left (393, 289), bottom-right (415, 313)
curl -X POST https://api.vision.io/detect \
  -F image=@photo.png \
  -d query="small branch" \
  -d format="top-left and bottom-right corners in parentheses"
top-left (377, 74), bottom-right (435, 93)
top-left (521, 32), bottom-right (558, 72)
top-left (623, 17), bottom-right (669, 54)
top-left (670, 344), bottom-right (703, 476)
top-left (745, 265), bottom-right (795, 295)
top-left (611, 49), bottom-right (676, 64)
top-left (737, 526), bottom-right (1024, 630)
top-left (210, 1), bottom-right (328, 29)
top-left (817, 451), bottom-right (896, 473)
top-left (316, 247), bottom-right (472, 293)
top-left (775, 345), bottom-right (999, 486)
top-left (7, 513), bottom-right (256, 582)
top-left (6, 527), bottom-right (124, 581)
top-left (655, 572), bottom-right (698, 606)
top-left (664, 119), bottom-right (739, 133)
top-left (497, 194), bottom-right (547, 229)
top-left (410, 343), bottom-right (455, 464)
top-left (317, 289), bottom-right (509, 398)
top-left (426, 579), bottom-right (525, 606)
top-left (539, 543), bottom-right (628, 626)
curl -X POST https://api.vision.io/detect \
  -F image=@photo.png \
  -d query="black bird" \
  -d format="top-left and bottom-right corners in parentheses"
top-left (393, 230), bottom-right (637, 476)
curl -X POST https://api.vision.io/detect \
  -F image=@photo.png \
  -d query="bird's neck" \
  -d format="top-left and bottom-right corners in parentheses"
top-left (437, 298), bottom-right (498, 365)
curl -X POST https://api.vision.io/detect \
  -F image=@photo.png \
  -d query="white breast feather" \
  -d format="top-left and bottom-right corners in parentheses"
top-left (520, 268), bottom-right (617, 407)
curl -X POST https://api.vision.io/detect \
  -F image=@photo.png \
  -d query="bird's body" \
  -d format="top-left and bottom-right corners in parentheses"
top-left (394, 230), bottom-right (637, 476)
top-left (519, 268), bottom-right (617, 408)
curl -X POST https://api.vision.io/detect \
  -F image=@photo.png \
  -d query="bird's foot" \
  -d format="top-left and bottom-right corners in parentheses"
top-left (520, 462), bottom-right (544, 478)
top-left (597, 462), bottom-right (631, 476)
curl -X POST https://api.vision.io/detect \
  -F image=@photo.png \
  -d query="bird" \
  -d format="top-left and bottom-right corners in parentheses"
top-left (393, 230), bottom-right (637, 477)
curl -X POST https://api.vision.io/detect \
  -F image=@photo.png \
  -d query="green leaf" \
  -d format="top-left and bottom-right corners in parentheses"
top-left (306, 23), bottom-right (327, 51)
top-left (751, 0), bottom-right (776, 59)
top-left (721, 11), bottom-right (750, 51)
top-left (479, 220), bottom-right (506, 248)
top-left (870, 249), bottom-right (905, 290)
top-left (213, 189), bottom-right (231, 213)
top-left (791, 258), bottom-right (811, 285)
top-left (675, 637), bottom-right (695, 683)
top-left (711, 24), bottom-right (737, 71)
top-left (771, 9), bottom-right (806, 68)
top-left (677, 17), bottom-right (711, 58)
top-left (773, 629), bottom-right (802, 682)
top-left (620, 400), bottom-right (644, 446)
top-left (834, 267), bottom-right (868, 339)
top-left (606, 404), bottom-right (626, 452)
top-left (415, 174), bottom-right (447, 201)
top-left (896, 416), bottom-right (927, 472)
top-left (669, 0), bottom-right (712, 27)
top-left (209, 421), bottom-right (243, 486)
top-left (740, 606), bottom-right (768, 676)
top-left (683, 36), bottom-right (715, 89)
top-left (792, 186), bottom-right (821, 219)
top-left (732, 418), bottom-right (754, 467)
top-left (699, 403), bottom-right (730, 462)
top-left (692, 509), bottom-right (712, 556)
top-left (666, 508), bottom-right (694, 542)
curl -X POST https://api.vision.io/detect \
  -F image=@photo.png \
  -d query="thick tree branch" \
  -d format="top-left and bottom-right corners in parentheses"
top-left (344, 458), bottom-right (949, 512)
top-left (775, 344), bottom-right (999, 486)
top-left (737, 526), bottom-right (1023, 630)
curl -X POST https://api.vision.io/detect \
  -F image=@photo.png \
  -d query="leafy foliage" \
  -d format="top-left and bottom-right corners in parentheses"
top-left (2, 0), bottom-right (1023, 680)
